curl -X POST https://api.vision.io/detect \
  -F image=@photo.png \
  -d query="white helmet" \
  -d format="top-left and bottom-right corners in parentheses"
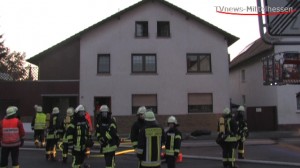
top-left (167, 116), bottom-right (178, 125)
top-left (144, 111), bottom-right (156, 121)
top-left (6, 106), bottom-right (17, 117)
top-left (237, 105), bottom-right (245, 112)
top-left (75, 105), bottom-right (85, 113)
top-left (137, 106), bottom-right (146, 115)
top-left (52, 107), bottom-right (60, 114)
top-left (66, 107), bottom-right (74, 116)
top-left (36, 106), bottom-right (43, 112)
top-left (223, 107), bottom-right (231, 115)
top-left (100, 105), bottom-right (110, 112)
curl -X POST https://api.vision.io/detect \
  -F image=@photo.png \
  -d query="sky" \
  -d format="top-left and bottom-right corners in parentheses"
top-left (0, 0), bottom-right (261, 60)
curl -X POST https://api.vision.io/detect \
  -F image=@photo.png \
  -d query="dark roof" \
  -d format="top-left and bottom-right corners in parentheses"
top-left (27, 0), bottom-right (239, 65)
top-left (230, 38), bottom-right (273, 69)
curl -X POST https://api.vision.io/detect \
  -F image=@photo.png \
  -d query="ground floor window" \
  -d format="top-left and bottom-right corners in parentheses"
top-left (132, 94), bottom-right (157, 114)
top-left (188, 93), bottom-right (213, 113)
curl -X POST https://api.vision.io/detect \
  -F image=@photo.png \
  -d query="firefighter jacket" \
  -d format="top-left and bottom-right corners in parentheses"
top-left (136, 121), bottom-right (165, 167)
top-left (0, 116), bottom-right (25, 147)
top-left (165, 127), bottom-right (181, 157)
top-left (221, 115), bottom-right (238, 142)
top-left (95, 117), bottom-right (119, 154)
top-left (46, 114), bottom-right (63, 140)
top-left (130, 119), bottom-right (145, 149)
top-left (63, 116), bottom-right (73, 132)
top-left (31, 112), bottom-right (47, 130)
top-left (236, 115), bottom-right (249, 142)
top-left (62, 118), bottom-right (90, 157)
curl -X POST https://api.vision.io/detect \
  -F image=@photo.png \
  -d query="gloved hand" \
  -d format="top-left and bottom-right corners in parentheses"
top-left (20, 139), bottom-right (24, 147)
top-left (62, 157), bottom-right (67, 163)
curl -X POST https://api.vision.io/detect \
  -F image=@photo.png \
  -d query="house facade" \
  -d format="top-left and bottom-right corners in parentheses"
top-left (229, 38), bottom-right (300, 131)
top-left (25, 0), bottom-right (238, 133)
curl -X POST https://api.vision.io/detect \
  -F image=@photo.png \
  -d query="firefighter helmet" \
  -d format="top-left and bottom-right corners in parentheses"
top-left (144, 111), bottom-right (156, 121)
top-left (100, 105), bottom-right (110, 112)
top-left (52, 107), bottom-right (60, 114)
top-left (66, 107), bottom-right (74, 116)
top-left (237, 105), bottom-right (245, 112)
top-left (137, 106), bottom-right (146, 115)
top-left (36, 106), bottom-right (43, 112)
top-left (223, 107), bottom-right (231, 115)
top-left (167, 116), bottom-right (178, 125)
top-left (75, 105), bottom-right (85, 113)
top-left (6, 106), bottom-right (17, 117)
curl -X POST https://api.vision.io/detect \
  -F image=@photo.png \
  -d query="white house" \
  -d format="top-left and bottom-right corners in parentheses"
top-left (28, 0), bottom-right (238, 133)
top-left (229, 38), bottom-right (300, 131)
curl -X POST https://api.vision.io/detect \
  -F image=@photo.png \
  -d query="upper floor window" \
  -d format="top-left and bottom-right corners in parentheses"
top-left (97, 54), bottom-right (110, 74)
top-left (157, 21), bottom-right (170, 37)
top-left (188, 93), bottom-right (213, 113)
top-left (132, 54), bottom-right (156, 73)
top-left (187, 54), bottom-right (211, 73)
top-left (135, 21), bottom-right (148, 37)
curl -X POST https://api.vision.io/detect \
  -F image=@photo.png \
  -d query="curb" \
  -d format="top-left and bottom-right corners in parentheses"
top-left (183, 155), bottom-right (300, 167)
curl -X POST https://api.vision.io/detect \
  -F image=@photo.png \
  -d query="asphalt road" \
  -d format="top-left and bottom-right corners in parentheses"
top-left (2, 138), bottom-right (300, 168)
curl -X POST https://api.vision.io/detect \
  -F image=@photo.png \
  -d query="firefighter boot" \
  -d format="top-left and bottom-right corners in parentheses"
top-left (34, 139), bottom-right (40, 148)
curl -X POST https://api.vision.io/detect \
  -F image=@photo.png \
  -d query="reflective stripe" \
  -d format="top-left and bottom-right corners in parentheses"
top-left (136, 148), bottom-right (143, 154)
top-left (103, 145), bottom-right (117, 153)
top-left (106, 132), bottom-right (112, 140)
top-left (175, 135), bottom-right (181, 139)
top-left (141, 160), bottom-right (161, 167)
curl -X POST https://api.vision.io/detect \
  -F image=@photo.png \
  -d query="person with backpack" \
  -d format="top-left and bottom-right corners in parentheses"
top-left (95, 105), bottom-right (120, 168)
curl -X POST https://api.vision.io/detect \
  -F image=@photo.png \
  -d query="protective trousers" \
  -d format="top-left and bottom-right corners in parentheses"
top-left (237, 140), bottom-right (244, 159)
top-left (222, 142), bottom-right (236, 168)
top-left (72, 150), bottom-right (85, 168)
top-left (45, 138), bottom-right (58, 160)
top-left (34, 129), bottom-right (45, 147)
top-left (0, 146), bottom-right (20, 168)
top-left (104, 152), bottom-right (116, 168)
top-left (166, 155), bottom-right (176, 168)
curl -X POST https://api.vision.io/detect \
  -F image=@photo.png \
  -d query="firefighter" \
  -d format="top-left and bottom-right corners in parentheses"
top-left (31, 105), bottom-right (47, 148)
top-left (0, 106), bottom-right (25, 168)
top-left (236, 105), bottom-right (249, 159)
top-left (130, 106), bottom-right (146, 150)
top-left (165, 116), bottom-right (181, 168)
top-left (218, 108), bottom-right (238, 168)
top-left (136, 110), bottom-right (165, 168)
top-left (45, 107), bottom-right (62, 161)
top-left (62, 105), bottom-right (92, 168)
top-left (63, 107), bottom-right (75, 132)
top-left (131, 106), bottom-right (146, 168)
top-left (95, 105), bottom-right (120, 168)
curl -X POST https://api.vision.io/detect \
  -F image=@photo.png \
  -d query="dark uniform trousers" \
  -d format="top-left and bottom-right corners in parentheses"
top-left (104, 151), bottom-right (116, 168)
top-left (166, 156), bottom-right (176, 168)
top-left (237, 140), bottom-right (244, 158)
top-left (45, 134), bottom-right (58, 159)
top-left (34, 130), bottom-right (45, 144)
top-left (0, 147), bottom-right (19, 167)
top-left (72, 150), bottom-right (85, 168)
top-left (223, 142), bottom-right (236, 168)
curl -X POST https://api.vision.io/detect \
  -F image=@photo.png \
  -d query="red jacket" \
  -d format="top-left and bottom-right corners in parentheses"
top-left (85, 112), bottom-right (93, 132)
top-left (0, 117), bottom-right (25, 147)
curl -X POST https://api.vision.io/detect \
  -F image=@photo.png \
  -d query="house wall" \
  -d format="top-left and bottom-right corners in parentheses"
top-left (38, 39), bottom-right (80, 80)
top-left (229, 57), bottom-right (277, 107)
top-left (274, 45), bottom-right (300, 125)
top-left (79, 1), bottom-right (230, 118)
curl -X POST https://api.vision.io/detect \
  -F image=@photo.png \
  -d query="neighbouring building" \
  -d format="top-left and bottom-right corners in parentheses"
top-left (3, 0), bottom-right (239, 133)
top-left (229, 38), bottom-right (300, 131)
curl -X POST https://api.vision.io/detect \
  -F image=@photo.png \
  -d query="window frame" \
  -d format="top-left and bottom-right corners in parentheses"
top-left (131, 54), bottom-right (157, 74)
top-left (188, 93), bottom-right (213, 113)
top-left (97, 54), bottom-right (110, 74)
top-left (187, 53), bottom-right (212, 73)
top-left (135, 21), bottom-right (149, 38)
top-left (157, 21), bottom-right (170, 37)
